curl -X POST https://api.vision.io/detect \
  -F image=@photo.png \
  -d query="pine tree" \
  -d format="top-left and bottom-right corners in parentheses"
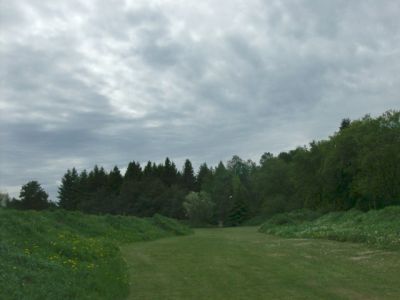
top-left (76, 169), bottom-right (89, 210)
top-left (182, 159), bottom-right (196, 191)
top-left (212, 161), bottom-right (233, 225)
top-left (196, 163), bottom-right (213, 192)
top-left (143, 161), bottom-right (153, 178)
top-left (124, 161), bottom-right (142, 181)
top-left (108, 166), bottom-right (123, 194)
top-left (228, 176), bottom-right (249, 226)
top-left (58, 168), bottom-right (80, 210)
top-left (162, 157), bottom-right (178, 187)
top-left (87, 165), bottom-right (108, 192)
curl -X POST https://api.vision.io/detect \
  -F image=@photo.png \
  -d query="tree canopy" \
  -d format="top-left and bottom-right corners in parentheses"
top-left (6, 110), bottom-right (400, 225)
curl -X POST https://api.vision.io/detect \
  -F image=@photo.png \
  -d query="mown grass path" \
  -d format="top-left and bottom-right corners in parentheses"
top-left (121, 227), bottom-right (400, 300)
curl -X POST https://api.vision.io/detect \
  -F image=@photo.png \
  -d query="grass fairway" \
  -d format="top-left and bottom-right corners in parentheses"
top-left (122, 227), bottom-right (400, 300)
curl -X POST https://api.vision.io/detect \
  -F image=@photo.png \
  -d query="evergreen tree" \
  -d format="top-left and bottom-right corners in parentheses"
top-left (196, 163), bottom-right (213, 192)
top-left (212, 161), bottom-right (233, 225)
top-left (182, 159), bottom-right (196, 191)
top-left (162, 157), bottom-right (178, 187)
top-left (58, 168), bottom-right (80, 210)
top-left (87, 165), bottom-right (108, 192)
top-left (228, 176), bottom-right (249, 226)
top-left (76, 169), bottom-right (89, 210)
top-left (108, 166), bottom-right (123, 194)
top-left (143, 161), bottom-right (153, 178)
top-left (124, 161), bottom-right (142, 181)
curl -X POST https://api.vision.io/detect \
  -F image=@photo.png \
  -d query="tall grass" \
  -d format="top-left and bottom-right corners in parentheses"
top-left (259, 206), bottom-right (400, 250)
top-left (0, 209), bottom-right (192, 300)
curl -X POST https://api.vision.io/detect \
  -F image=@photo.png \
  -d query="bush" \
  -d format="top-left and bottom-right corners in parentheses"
top-left (264, 209), bottom-right (322, 226)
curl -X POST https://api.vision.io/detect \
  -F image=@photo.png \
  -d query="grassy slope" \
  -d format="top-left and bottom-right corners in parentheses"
top-left (0, 209), bottom-right (192, 300)
top-left (259, 206), bottom-right (400, 250)
top-left (122, 227), bottom-right (400, 300)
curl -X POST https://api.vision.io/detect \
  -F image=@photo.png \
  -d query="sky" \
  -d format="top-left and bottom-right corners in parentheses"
top-left (1, 0), bottom-right (399, 200)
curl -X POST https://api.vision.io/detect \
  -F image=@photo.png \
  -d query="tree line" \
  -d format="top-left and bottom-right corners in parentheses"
top-left (3, 110), bottom-right (399, 225)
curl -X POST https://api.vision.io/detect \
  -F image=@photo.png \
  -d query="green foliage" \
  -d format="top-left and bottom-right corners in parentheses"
top-left (107, 166), bottom-right (123, 195)
top-left (58, 168), bottom-right (80, 210)
top-left (124, 161), bottom-right (142, 181)
top-left (227, 176), bottom-right (250, 226)
top-left (196, 163), bottom-right (213, 192)
top-left (211, 162), bottom-right (233, 224)
top-left (251, 110), bottom-right (400, 215)
top-left (253, 157), bottom-right (294, 215)
top-left (162, 157), bottom-right (179, 187)
top-left (263, 209), bottom-right (322, 225)
top-left (151, 214), bottom-right (193, 235)
top-left (182, 159), bottom-right (196, 191)
top-left (259, 206), bottom-right (400, 250)
top-left (9, 110), bottom-right (396, 226)
top-left (17, 181), bottom-right (51, 210)
top-left (0, 208), bottom-right (192, 300)
top-left (183, 192), bottom-right (215, 226)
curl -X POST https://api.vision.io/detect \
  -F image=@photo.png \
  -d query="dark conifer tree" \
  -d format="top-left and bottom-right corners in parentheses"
top-left (196, 163), bottom-right (213, 192)
top-left (58, 168), bottom-right (80, 210)
top-left (143, 161), bottom-right (153, 178)
top-left (87, 165), bottom-right (108, 192)
top-left (108, 166), bottom-right (123, 194)
top-left (124, 161), bottom-right (142, 181)
top-left (163, 157), bottom-right (178, 187)
top-left (182, 159), bottom-right (196, 191)
top-left (212, 161), bottom-right (233, 224)
top-left (76, 169), bottom-right (89, 210)
top-left (228, 176), bottom-right (249, 226)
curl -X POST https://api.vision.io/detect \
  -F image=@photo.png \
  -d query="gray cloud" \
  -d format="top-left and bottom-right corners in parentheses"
top-left (1, 0), bottom-right (399, 199)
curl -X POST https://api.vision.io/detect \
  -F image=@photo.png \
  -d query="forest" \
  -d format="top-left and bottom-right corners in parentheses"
top-left (3, 110), bottom-right (400, 225)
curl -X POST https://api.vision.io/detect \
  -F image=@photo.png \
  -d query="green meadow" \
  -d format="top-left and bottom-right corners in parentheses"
top-left (2, 207), bottom-right (400, 299)
top-left (123, 227), bottom-right (400, 300)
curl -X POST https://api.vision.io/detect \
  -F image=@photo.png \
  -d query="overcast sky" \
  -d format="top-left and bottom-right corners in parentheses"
top-left (1, 0), bottom-right (399, 200)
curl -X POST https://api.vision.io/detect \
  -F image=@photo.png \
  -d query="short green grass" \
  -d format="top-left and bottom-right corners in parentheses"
top-left (122, 227), bottom-right (400, 300)
top-left (259, 206), bottom-right (400, 250)
top-left (0, 209), bottom-right (192, 300)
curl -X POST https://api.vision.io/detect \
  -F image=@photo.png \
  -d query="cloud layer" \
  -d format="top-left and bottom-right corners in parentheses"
top-left (1, 0), bottom-right (399, 199)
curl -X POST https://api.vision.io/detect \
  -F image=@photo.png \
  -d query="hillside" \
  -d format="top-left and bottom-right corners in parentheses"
top-left (259, 206), bottom-right (400, 250)
top-left (0, 209), bottom-right (192, 300)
